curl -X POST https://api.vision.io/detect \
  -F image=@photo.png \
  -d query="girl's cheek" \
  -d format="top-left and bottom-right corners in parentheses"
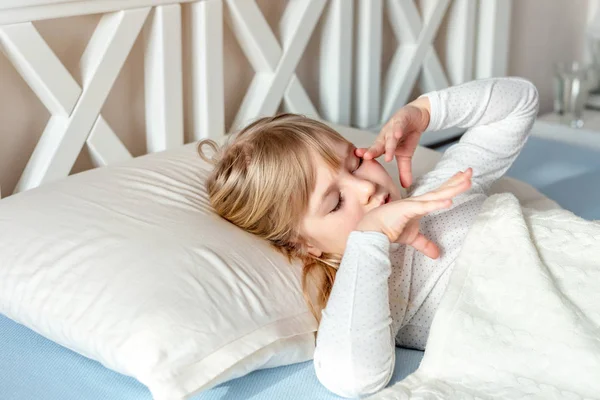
top-left (348, 205), bottom-right (366, 231)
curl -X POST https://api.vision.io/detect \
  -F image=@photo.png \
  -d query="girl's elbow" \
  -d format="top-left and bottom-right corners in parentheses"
top-left (314, 356), bottom-right (392, 398)
top-left (527, 81), bottom-right (540, 111)
top-left (516, 78), bottom-right (540, 113)
top-left (350, 376), bottom-right (391, 398)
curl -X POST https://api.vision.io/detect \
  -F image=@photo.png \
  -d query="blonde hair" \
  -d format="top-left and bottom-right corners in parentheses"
top-left (199, 114), bottom-right (350, 321)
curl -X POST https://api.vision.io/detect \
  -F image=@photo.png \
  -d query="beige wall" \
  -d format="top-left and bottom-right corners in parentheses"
top-left (0, 1), bottom-right (591, 196)
top-left (508, 0), bottom-right (589, 113)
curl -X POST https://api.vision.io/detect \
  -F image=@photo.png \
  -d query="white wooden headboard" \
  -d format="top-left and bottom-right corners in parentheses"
top-left (0, 0), bottom-right (511, 198)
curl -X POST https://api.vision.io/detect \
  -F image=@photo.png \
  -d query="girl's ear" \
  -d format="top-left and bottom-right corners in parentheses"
top-left (305, 242), bottom-right (323, 258)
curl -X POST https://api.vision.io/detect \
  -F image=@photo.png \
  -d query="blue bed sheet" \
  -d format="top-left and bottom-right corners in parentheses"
top-left (196, 348), bottom-right (423, 400)
top-left (2, 135), bottom-right (600, 400)
top-left (506, 136), bottom-right (600, 220)
top-left (0, 313), bottom-right (423, 400)
top-left (0, 313), bottom-right (148, 400)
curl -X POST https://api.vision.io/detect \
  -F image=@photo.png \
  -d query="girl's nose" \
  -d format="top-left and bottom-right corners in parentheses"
top-left (357, 178), bottom-right (376, 205)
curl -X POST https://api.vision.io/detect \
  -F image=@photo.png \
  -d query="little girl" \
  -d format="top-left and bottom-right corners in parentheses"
top-left (200, 77), bottom-right (539, 398)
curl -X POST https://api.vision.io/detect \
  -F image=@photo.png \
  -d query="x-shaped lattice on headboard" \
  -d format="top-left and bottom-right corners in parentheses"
top-left (0, 0), bottom-right (511, 197)
top-left (0, 5), bottom-right (184, 193)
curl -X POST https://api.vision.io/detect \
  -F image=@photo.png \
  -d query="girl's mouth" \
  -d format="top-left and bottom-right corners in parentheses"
top-left (381, 193), bottom-right (390, 205)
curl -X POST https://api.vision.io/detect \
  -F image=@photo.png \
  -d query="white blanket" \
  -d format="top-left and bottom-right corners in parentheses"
top-left (371, 193), bottom-right (600, 399)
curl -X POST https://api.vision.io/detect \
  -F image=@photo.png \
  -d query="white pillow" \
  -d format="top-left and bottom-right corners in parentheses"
top-left (0, 143), bottom-right (318, 400)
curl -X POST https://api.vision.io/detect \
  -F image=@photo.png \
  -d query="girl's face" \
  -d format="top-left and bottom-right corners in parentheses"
top-left (300, 141), bottom-right (402, 257)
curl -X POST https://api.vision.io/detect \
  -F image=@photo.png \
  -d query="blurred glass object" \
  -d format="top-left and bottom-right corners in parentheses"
top-left (589, 37), bottom-right (600, 84)
top-left (553, 62), bottom-right (590, 128)
top-left (586, 16), bottom-right (600, 110)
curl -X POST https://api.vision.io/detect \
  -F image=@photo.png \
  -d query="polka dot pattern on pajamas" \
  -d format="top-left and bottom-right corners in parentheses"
top-left (313, 77), bottom-right (540, 398)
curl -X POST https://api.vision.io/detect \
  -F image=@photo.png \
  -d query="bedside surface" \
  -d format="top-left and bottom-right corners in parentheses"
top-left (535, 111), bottom-right (600, 151)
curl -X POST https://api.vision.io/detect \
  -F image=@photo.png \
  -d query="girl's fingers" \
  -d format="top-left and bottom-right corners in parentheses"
top-left (364, 138), bottom-right (385, 160)
top-left (396, 156), bottom-right (413, 188)
top-left (393, 119), bottom-right (404, 140)
top-left (415, 184), bottom-right (464, 202)
top-left (442, 169), bottom-right (472, 187)
top-left (384, 199), bottom-right (448, 256)
top-left (445, 170), bottom-right (466, 184)
top-left (367, 116), bottom-right (411, 162)
top-left (437, 169), bottom-right (473, 192)
top-left (384, 132), bottom-right (398, 162)
top-left (399, 198), bottom-right (452, 219)
top-left (415, 170), bottom-right (472, 201)
top-left (355, 148), bottom-right (368, 157)
top-left (410, 233), bottom-right (440, 259)
top-left (447, 168), bottom-right (473, 185)
top-left (428, 179), bottom-right (471, 200)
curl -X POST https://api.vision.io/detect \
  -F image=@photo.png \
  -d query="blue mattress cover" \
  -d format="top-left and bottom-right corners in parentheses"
top-left (506, 136), bottom-right (600, 220)
top-left (2, 135), bottom-right (600, 400)
top-left (0, 313), bottom-right (423, 400)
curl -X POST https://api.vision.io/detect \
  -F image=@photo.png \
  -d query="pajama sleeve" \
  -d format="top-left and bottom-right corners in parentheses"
top-left (313, 231), bottom-right (395, 398)
top-left (411, 77), bottom-right (539, 196)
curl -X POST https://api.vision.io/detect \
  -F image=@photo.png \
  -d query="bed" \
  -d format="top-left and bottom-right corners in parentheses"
top-left (2, 134), bottom-right (599, 400)
top-left (1, 1), bottom-right (598, 399)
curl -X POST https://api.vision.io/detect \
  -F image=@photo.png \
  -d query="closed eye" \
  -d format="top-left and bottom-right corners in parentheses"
top-left (330, 152), bottom-right (361, 214)
top-left (330, 193), bottom-right (343, 213)
top-left (353, 156), bottom-right (363, 173)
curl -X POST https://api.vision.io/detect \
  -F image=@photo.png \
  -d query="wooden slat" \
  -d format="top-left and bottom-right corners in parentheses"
top-left (144, 4), bottom-right (184, 152)
top-left (385, 0), bottom-right (449, 95)
top-left (0, 23), bottom-right (81, 116)
top-left (224, 0), bottom-right (280, 73)
top-left (0, 0), bottom-right (75, 9)
top-left (279, 0), bottom-right (325, 51)
top-left (15, 8), bottom-right (150, 192)
top-left (226, 0), bottom-right (321, 130)
top-left (87, 117), bottom-right (133, 167)
top-left (381, 0), bottom-right (451, 123)
top-left (225, 0), bottom-right (285, 129)
top-left (319, 0), bottom-right (353, 125)
top-left (420, 50), bottom-right (451, 95)
top-left (189, 0), bottom-right (225, 140)
top-left (284, 75), bottom-right (319, 118)
top-left (0, 0), bottom-right (196, 25)
top-left (278, 0), bottom-right (325, 115)
top-left (475, 0), bottom-right (512, 78)
top-left (444, 0), bottom-right (476, 85)
top-left (0, 20), bottom-right (135, 194)
top-left (354, 0), bottom-right (382, 129)
top-left (15, 116), bottom-right (67, 193)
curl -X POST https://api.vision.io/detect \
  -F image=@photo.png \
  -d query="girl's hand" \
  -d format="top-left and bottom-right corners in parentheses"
top-left (356, 169), bottom-right (472, 259)
top-left (355, 97), bottom-right (431, 188)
